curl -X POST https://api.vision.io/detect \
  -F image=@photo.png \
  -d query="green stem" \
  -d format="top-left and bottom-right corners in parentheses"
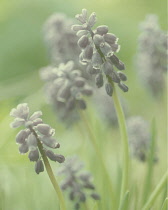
top-left (79, 110), bottom-right (116, 207)
top-left (30, 127), bottom-right (66, 210)
top-left (109, 82), bottom-right (130, 207)
top-left (142, 170), bottom-right (168, 210)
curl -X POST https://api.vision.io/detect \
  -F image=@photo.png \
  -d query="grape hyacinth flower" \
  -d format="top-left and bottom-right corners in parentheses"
top-left (136, 14), bottom-right (168, 96)
top-left (40, 61), bottom-right (93, 123)
top-left (58, 156), bottom-right (100, 210)
top-left (72, 9), bottom-right (128, 96)
top-left (10, 103), bottom-right (65, 174)
top-left (43, 13), bottom-right (80, 66)
top-left (127, 116), bottom-right (157, 162)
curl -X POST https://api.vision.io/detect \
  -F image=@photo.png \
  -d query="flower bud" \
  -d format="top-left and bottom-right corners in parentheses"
top-left (110, 43), bottom-right (120, 52)
top-left (57, 84), bottom-right (71, 102)
top-left (75, 14), bottom-right (86, 24)
top-left (82, 9), bottom-right (88, 20)
top-left (19, 142), bottom-right (29, 154)
top-left (100, 42), bottom-right (113, 57)
top-left (78, 35), bottom-right (89, 49)
top-left (10, 103), bottom-right (29, 120)
top-left (118, 72), bottom-right (127, 81)
top-left (118, 83), bottom-right (129, 92)
top-left (28, 149), bottom-right (39, 162)
top-left (93, 34), bottom-right (104, 46)
top-left (109, 71), bottom-right (120, 83)
top-left (33, 118), bottom-right (43, 126)
top-left (110, 55), bottom-right (125, 70)
top-left (29, 111), bottom-right (42, 121)
top-left (86, 64), bottom-right (100, 75)
top-left (46, 150), bottom-right (58, 161)
top-left (27, 133), bottom-right (37, 148)
top-left (83, 45), bottom-right (93, 61)
top-left (41, 136), bottom-right (60, 148)
top-left (54, 154), bottom-right (65, 163)
top-left (102, 61), bottom-right (113, 75)
top-left (81, 86), bottom-right (93, 96)
top-left (76, 30), bottom-right (88, 37)
top-left (35, 160), bottom-right (44, 174)
top-left (16, 130), bottom-right (28, 144)
top-left (95, 73), bottom-right (104, 88)
top-left (91, 52), bottom-right (103, 69)
top-left (80, 193), bottom-right (86, 202)
top-left (104, 33), bottom-right (117, 44)
top-left (105, 83), bottom-right (113, 96)
top-left (71, 24), bottom-right (84, 31)
top-left (37, 124), bottom-right (55, 137)
top-left (74, 77), bottom-right (85, 87)
top-left (96, 25), bottom-right (108, 35)
top-left (88, 12), bottom-right (97, 27)
top-left (10, 118), bottom-right (25, 128)
top-left (90, 193), bottom-right (100, 200)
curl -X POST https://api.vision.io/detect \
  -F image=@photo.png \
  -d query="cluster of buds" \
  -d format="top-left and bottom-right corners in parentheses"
top-left (127, 116), bottom-right (157, 162)
top-left (43, 13), bottom-right (80, 66)
top-left (72, 9), bottom-right (128, 97)
top-left (58, 156), bottom-right (100, 210)
top-left (40, 61), bottom-right (93, 122)
top-left (136, 15), bottom-right (167, 96)
top-left (10, 103), bottom-right (65, 174)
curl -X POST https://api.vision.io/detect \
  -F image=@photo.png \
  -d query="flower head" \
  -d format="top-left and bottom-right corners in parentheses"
top-left (136, 14), bottom-right (167, 96)
top-left (10, 103), bottom-right (65, 174)
top-left (72, 9), bottom-right (128, 96)
top-left (127, 116), bottom-right (158, 162)
top-left (40, 61), bottom-right (93, 123)
top-left (58, 156), bottom-right (100, 209)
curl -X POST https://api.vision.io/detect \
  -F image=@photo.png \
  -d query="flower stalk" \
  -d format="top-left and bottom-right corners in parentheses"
top-left (29, 126), bottom-right (66, 210)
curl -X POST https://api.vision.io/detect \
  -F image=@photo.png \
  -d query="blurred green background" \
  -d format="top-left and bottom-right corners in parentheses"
top-left (0, 0), bottom-right (167, 209)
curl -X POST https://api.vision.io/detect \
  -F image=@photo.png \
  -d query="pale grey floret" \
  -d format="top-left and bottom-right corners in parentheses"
top-left (15, 130), bottom-right (28, 144)
top-left (35, 160), bottom-right (44, 174)
top-left (105, 83), bottom-right (113, 96)
top-left (28, 149), bottom-right (39, 162)
top-left (58, 156), bottom-right (100, 209)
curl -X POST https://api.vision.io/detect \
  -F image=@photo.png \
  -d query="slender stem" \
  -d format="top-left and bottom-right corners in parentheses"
top-left (109, 82), bottom-right (130, 207)
top-left (79, 110), bottom-right (116, 207)
top-left (142, 170), bottom-right (168, 210)
top-left (29, 126), bottom-right (66, 210)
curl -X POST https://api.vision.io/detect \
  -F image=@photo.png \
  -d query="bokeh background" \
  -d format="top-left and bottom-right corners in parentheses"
top-left (0, 0), bottom-right (167, 209)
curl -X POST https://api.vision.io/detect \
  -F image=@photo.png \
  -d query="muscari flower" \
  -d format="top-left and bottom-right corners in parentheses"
top-left (72, 9), bottom-right (128, 96)
top-left (10, 103), bottom-right (65, 174)
top-left (58, 156), bottom-right (100, 210)
top-left (40, 61), bottom-right (93, 123)
top-left (127, 116), bottom-right (158, 162)
top-left (136, 14), bottom-right (168, 96)
top-left (43, 13), bottom-right (80, 66)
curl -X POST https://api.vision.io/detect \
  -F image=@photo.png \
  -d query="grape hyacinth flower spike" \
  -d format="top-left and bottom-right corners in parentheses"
top-left (136, 14), bottom-right (167, 96)
top-left (72, 9), bottom-right (128, 96)
top-left (10, 103), bottom-right (65, 174)
top-left (10, 103), bottom-right (66, 209)
top-left (58, 156), bottom-right (100, 210)
top-left (40, 61), bottom-right (93, 123)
